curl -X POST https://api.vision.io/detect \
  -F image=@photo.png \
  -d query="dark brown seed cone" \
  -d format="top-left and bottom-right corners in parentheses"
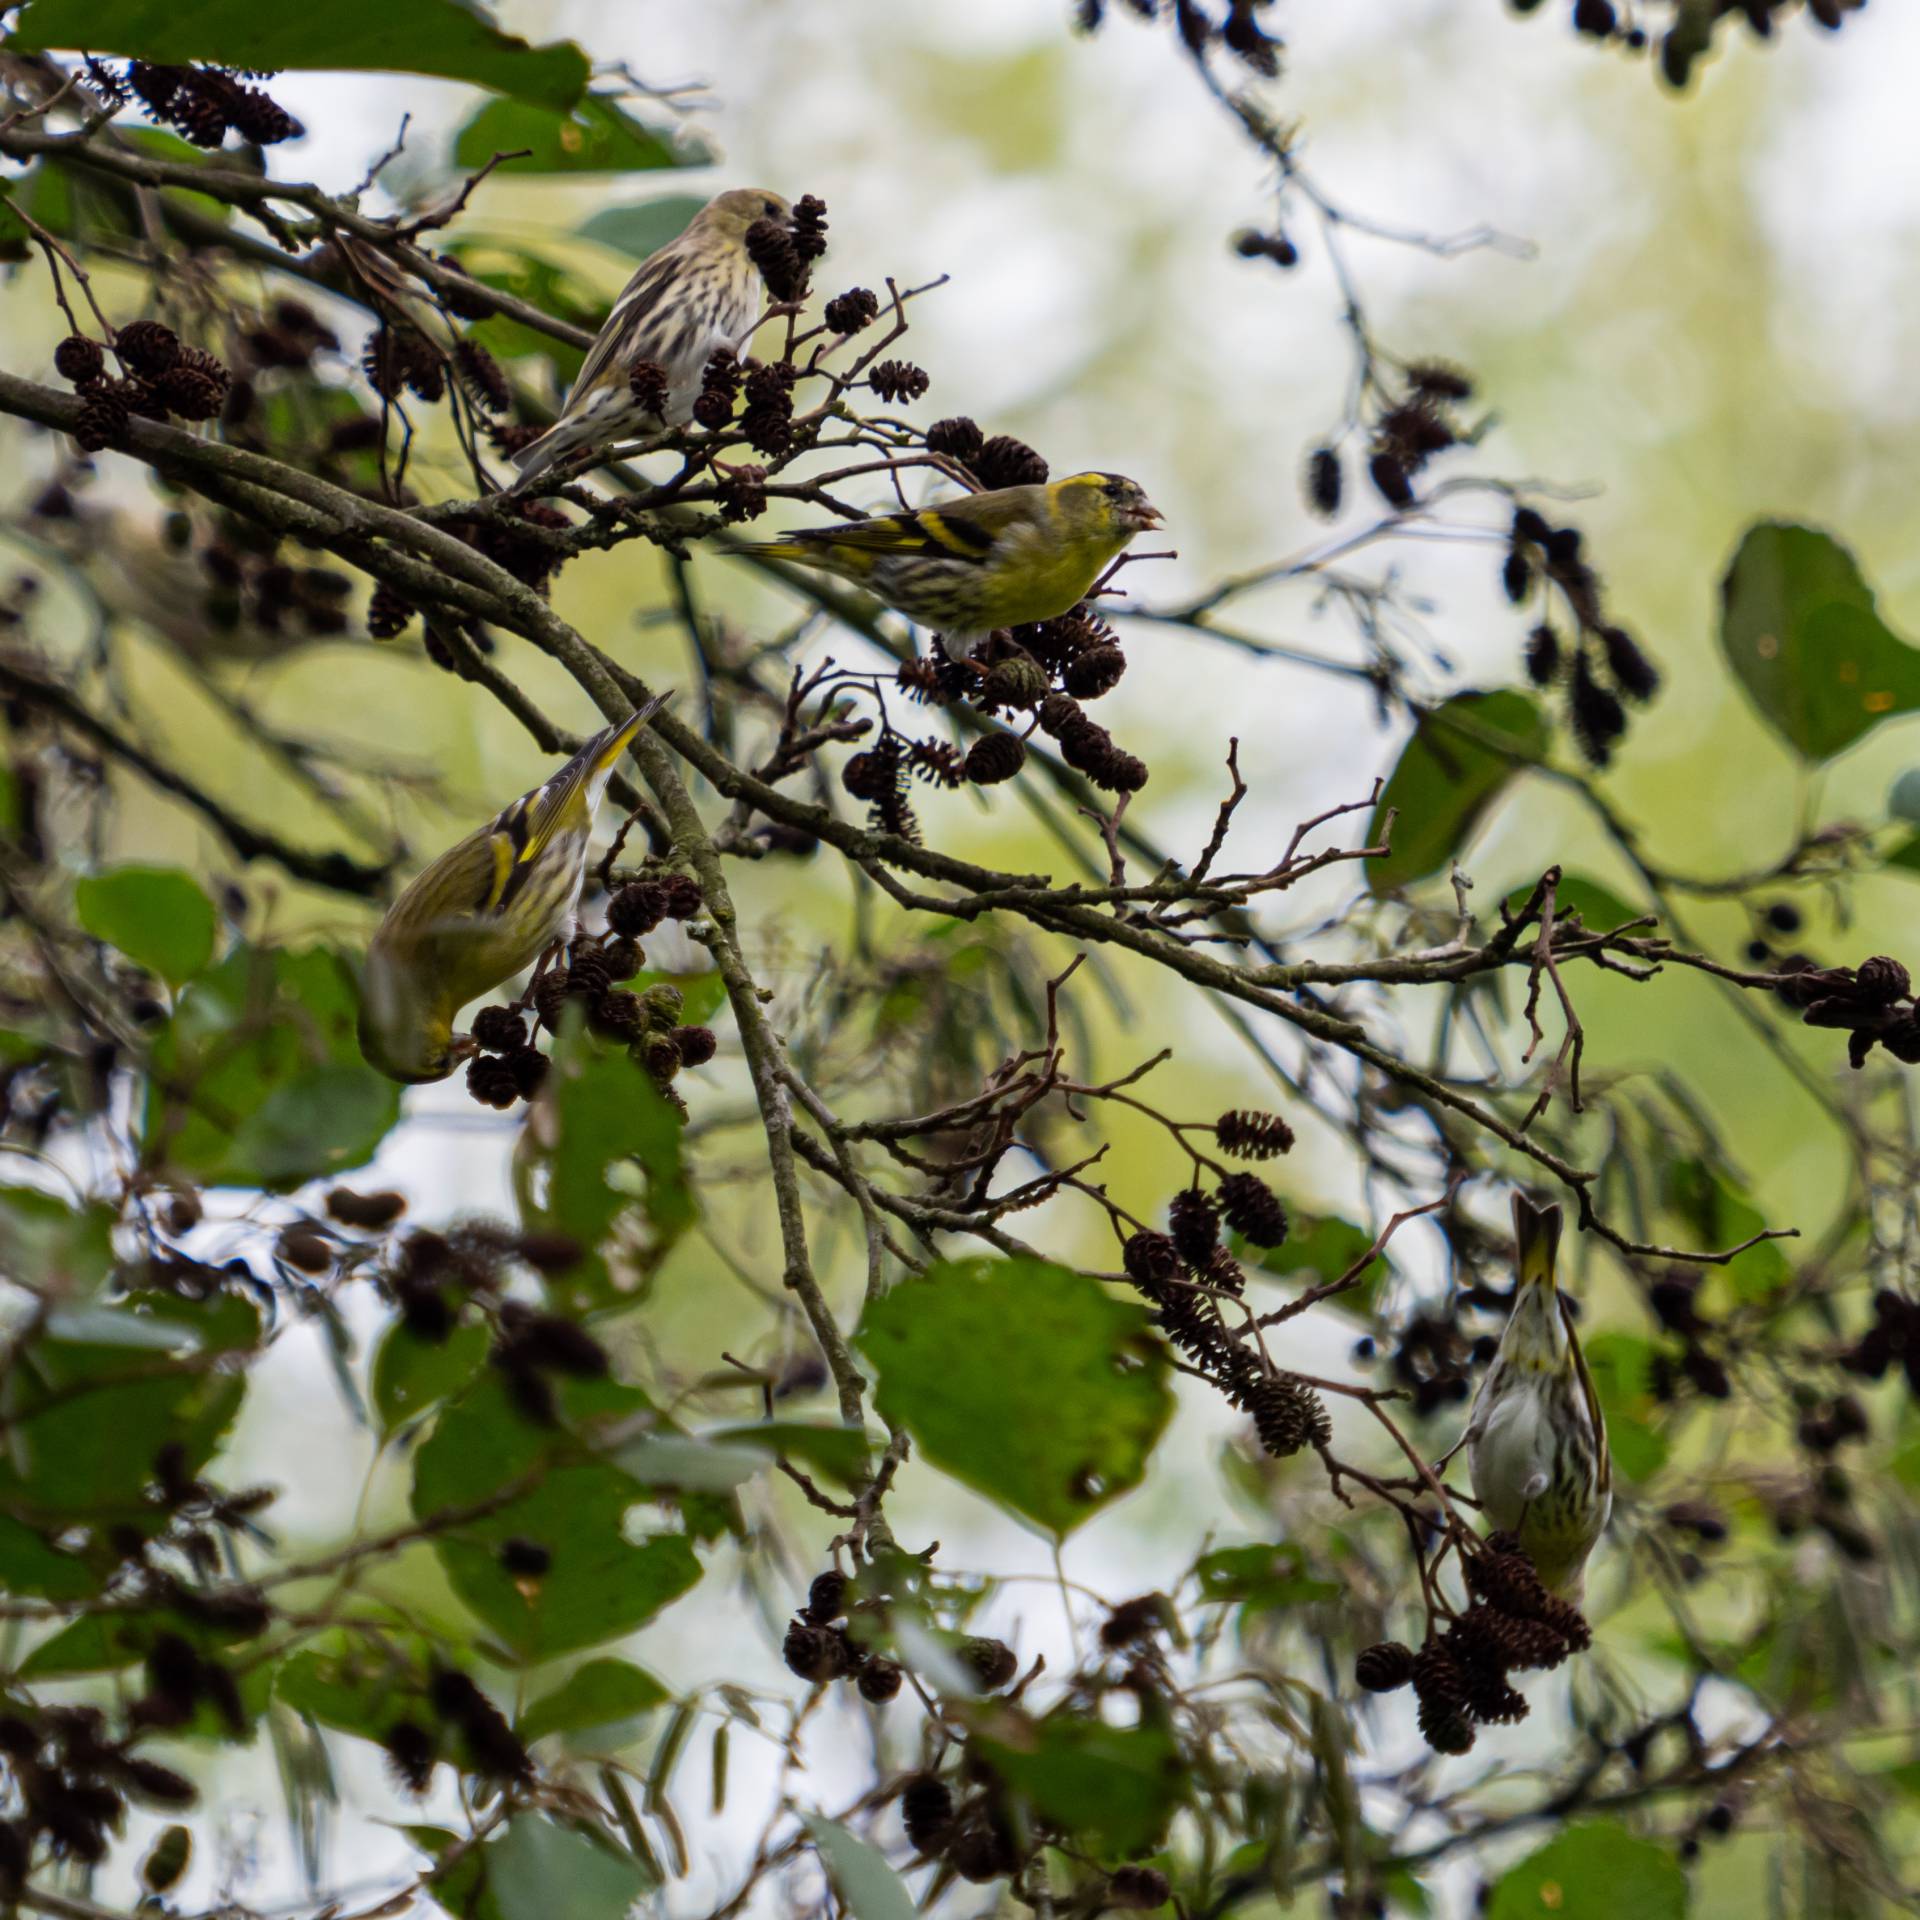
top-left (566, 948), bottom-right (614, 997)
top-left (1168, 1188), bottom-right (1219, 1266)
top-left (925, 415), bottom-right (984, 462)
top-left (627, 358), bottom-right (671, 416)
top-left (1464, 1667), bottom-right (1530, 1725)
top-left (1248, 1375), bottom-right (1329, 1457)
top-left (965, 731), bottom-right (1026, 785)
top-left (55, 334), bottom-right (104, 383)
top-left (590, 989), bottom-right (643, 1038)
top-left (971, 433), bottom-right (1049, 489)
top-left (790, 193), bottom-right (830, 261)
top-left (608, 880), bottom-right (668, 937)
top-left (381, 1721), bottom-right (435, 1795)
top-left (470, 1006), bottom-right (527, 1055)
top-left (1856, 954), bottom-right (1911, 1005)
top-left (1063, 643), bottom-right (1127, 701)
top-left (745, 218), bottom-right (807, 301)
top-left (1600, 624), bottom-right (1660, 702)
top-left (823, 287), bottom-right (879, 334)
top-left (1410, 1640), bottom-right (1468, 1711)
top-left (949, 1809), bottom-right (1019, 1883)
top-left (116, 319), bottom-right (180, 379)
top-left (1538, 1594), bottom-right (1592, 1652)
top-left (656, 872), bottom-right (704, 919)
top-left (455, 339), bottom-right (511, 413)
top-left (367, 584), bottom-right (414, 639)
top-left (805, 1570), bottom-right (848, 1624)
top-left (1215, 1109), bottom-right (1295, 1158)
top-left (900, 1775), bottom-right (955, 1853)
top-left (1369, 450), bottom-right (1414, 507)
top-left (673, 1025), bottom-right (718, 1068)
top-left (1475, 1606), bottom-right (1572, 1672)
top-left (869, 359), bottom-right (930, 405)
top-left (1355, 1641), bottom-right (1415, 1692)
top-left (717, 462), bottom-right (769, 523)
top-left (1307, 445), bottom-right (1342, 516)
top-left (980, 654), bottom-right (1050, 709)
top-left (1100, 1594), bottom-right (1165, 1648)
top-left (1036, 691), bottom-right (1083, 738)
top-left (465, 1055), bottom-right (519, 1109)
top-left (1417, 1693), bottom-right (1477, 1755)
top-left (843, 746), bottom-right (902, 801)
top-left (156, 363), bottom-right (225, 420)
top-left (959, 1636), bottom-right (1018, 1692)
top-left (531, 969), bottom-right (572, 1030)
top-left (783, 1621), bottom-right (849, 1683)
top-left (1107, 1865), bottom-right (1173, 1910)
top-left (74, 384), bottom-right (132, 453)
top-left (1465, 1547), bottom-right (1549, 1620)
top-left (856, 1658), bottom-right (902, 1703)
top-left (1218, 1171), bottom-right (1289, 1247)
top-left (601, 937), bottom-right (642, 981)
top-left (1122, 1229), bottom-right (1182, 1294)
top-left (277, 1228), bottom-right (333, 1274)
top-left (229, 85), bottom-right (301, 145)
top-left (1199, 1244), bottom-right (1247, 1297)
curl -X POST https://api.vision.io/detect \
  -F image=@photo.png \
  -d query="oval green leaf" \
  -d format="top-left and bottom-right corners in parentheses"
top-left (1487, 1821), bottom-right (1688, 1920)
top-left (76, 864), bottom-right (216, 986)
top-left (453, 94), bottom-right (708, 175)
top-left (1367, 691), bottom-right (1547, 893)
top-left (1720, 521), bottom-right (1920, 762)
top-left (856, 1257), bottom-right (1173, 1539)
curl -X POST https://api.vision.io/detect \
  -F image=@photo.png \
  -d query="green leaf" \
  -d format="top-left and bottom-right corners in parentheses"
top-left (411, 1374), bottom-right (702, 1662)
top-left (1194, 1542), bottom-right (1341, 1611)
top-left (707, 1421), bottom-right (876, 1490)
top-left (1367, 691), bottom-right (1548, 894)
top-left (576, 195), bottom-right (706, 260)
top-left (0, 1329), bottom-right (243, 1526)
top-left (857, 1257), bottom-right (1173, 1538)
top-left (1661, 1160), bottom-right (1791, 1300)
top-left (75, 865), bottom-right (215, 986)
top-left (1255, 1214), bottom-right (1379, 1316)
top-left (453, 94), bottom-right (706, 175)
top-left (0, 1187), bottom-right (115, 1296)
top-left (1502, 874), bottom-right (1644, 932)
top-left (628, 968), bottom-right (728, 1025)
top-left (0, 1514), bottom-right (99, 1600)
top-left (801, 1814), bottom-right (917, 1920)
top-left (372, 1320), bottom-right (490, 1435)
top-left (13, 0), bottom-right (591, 109)
top-left (1719, 521), bottom-right (1920, 762)
top-left (145, 946), bottom-right (400, 1190)
top-left (481, 1814), bottom-right (653, 1920)
top-left (277, 1641), bottom-right (426, 1742)
top-left (1486, 1821), bottom-right (1687, 1920)
top-left (518, 1658), bottom-right (668, 1744)
top-left (1579, 1333), bottom-right (1669, 1483)
top-left (976, 1716), bottom-right (1186, 1856)
top-left (525, 1038), bottom-right (693, 1306)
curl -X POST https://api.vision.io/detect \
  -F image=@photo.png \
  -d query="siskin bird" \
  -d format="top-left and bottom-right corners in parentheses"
top-left (511, 188), bottom-right (794, 484)
top-left (1462, 1194), bottom-right (1612, 1600)
top-left (747, 472), bottom-right (1163, 644)
top-left (357, 696), bottom-right (668, 1083)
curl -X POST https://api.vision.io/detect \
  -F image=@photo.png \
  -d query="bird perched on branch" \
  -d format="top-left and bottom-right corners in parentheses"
top-left (511, 188), bottom-right (794, 485)
top-left (357, 695), bottom-right (669, 1083)
top-left (747, 471), bottom-right (1162, 642)
top-left (1461, 1194), bottom-right (1612, 1600)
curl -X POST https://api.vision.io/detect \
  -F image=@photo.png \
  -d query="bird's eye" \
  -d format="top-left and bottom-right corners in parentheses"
top-left (764, 200), bottom-right (780, 217)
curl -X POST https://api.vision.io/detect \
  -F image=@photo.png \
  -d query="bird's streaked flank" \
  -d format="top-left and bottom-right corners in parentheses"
top-left (357, 696), bottom-right (669, 1084)
top-left (748, 471), bottom-right (1163, 641)
top-left (1463, 1193), bottom-right (1612, 1600)
top-left (511, 188), bottom-right (793, 484)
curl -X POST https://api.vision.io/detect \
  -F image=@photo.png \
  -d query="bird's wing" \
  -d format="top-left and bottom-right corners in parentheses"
top-left (762, 505), bottom-right (1002, 564)
top-left (567, 247), bottom-right (687, 405)
top-left (489, 701), bottom-right (663, 911)
top-left (1563, 1302), bottom-right (1611, 1492)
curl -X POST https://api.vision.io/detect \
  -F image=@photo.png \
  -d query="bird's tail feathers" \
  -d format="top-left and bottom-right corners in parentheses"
top-left (587, 691), bottom-right (672, 776)
top-left (1512, 1193), bottom-right (1562, 1291)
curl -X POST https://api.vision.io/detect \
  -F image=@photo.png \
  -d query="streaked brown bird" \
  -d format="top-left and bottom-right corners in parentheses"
top-left (511, 188), bottom-right (793, 484)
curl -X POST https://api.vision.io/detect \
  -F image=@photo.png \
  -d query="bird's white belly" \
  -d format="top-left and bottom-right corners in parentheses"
top-left (1470, 1377), bottom-right (1557, 1529)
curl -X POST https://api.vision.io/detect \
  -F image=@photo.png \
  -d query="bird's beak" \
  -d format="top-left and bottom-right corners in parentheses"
top-left (1512, 1193), bottom-right (1562, 1291)
top-left (1125, 501), bottom-right (1165, 533)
